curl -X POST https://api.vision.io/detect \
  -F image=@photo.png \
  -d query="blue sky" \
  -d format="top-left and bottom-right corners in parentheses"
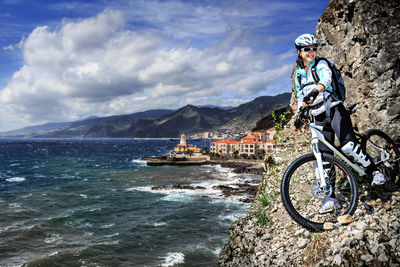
top-left (0, 0), bottom-right (329, 131)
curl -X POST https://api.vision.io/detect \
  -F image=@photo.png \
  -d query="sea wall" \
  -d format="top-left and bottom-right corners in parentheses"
top-left (219, 0), bottom-right (400, 265)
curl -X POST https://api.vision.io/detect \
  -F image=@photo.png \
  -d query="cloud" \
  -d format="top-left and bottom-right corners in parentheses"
top-left (0, 7), bottom-right (294, 131)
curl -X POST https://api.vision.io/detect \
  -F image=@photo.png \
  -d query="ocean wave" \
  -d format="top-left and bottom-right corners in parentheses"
top-left (128, 177), bottom-right (253, 203)
top-left (131, 159), bottom-right (147, 166)
top-left (161, 252), bottom-right (185, 267)
top-left (153, 222), bottom-right (167, 227)
top-left (44, 233), bottom-right (63, 244)
top-left (126, 186), bottom-right (153, 193)
top-left (5, 177), bottom-right (26, 183)
top-left (160, 192), bottom-right (195, 202)
top-left (100, 223), bottom-right (115, 229)
top-left (104, 232), bottom-right (119, 238)
top-left (218, 212), bottom-right (248, 226)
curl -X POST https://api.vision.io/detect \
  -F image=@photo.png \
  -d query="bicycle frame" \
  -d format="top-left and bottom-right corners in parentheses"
top-left (309, 122), bottom-right (366, 187)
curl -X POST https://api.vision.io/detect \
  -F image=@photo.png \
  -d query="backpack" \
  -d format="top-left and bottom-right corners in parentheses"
top-left (311, 57), bottom-right (346, 102)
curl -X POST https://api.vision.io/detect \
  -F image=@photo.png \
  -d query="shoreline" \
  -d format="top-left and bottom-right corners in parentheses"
top-left (142, 155), bottom-right (265, 175)
top-left (146, 158), bottom-right (265, 203)
top-left (208, 159), bottom-right (265, 175)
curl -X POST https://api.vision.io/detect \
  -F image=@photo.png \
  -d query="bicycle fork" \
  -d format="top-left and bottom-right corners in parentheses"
top-left (311, 125), bottom-right (328, 188)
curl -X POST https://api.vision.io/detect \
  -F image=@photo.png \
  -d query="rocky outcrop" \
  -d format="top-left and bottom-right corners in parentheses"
top-left (289, 0), bottom-right (400, 143)
top-left (219, 1), bottom-right (400, 265)
top-left (210, 160), bottom-right (265, 175)
top-left (218, 128), bottom-right (400, 266)
top-left (151, 185), bottom-right (206, 191)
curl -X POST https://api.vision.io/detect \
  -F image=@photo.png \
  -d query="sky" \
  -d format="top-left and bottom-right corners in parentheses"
top-left (0, 0), bottom-right (330, 131)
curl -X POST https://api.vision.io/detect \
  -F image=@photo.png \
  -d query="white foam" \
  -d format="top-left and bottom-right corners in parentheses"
top-left (127, 186), bottom-right (153, 193)
top-left (161, 252), bottom-right (185, 267)
top-left (101, 223), bottom-right (115, 229)
top-left (131, 159), bottom-right (147, 166)
top-left (126, 164), bottom-right (258, 203)
top-left (104, 233), bottom-right (119, 238)
top-left (154, 222), bottom-right (167, 227)
top-left (129, 179), bottom-right (252, 203)
top-left (161, 192), bottom-right (194, 202)
top-left (44, 234), bottom-right (63, 244)
top-left (48, 251), bottom-right (59, 257)
top-left (6, 177), bottom-right (25, 183)
top-left (213, 247), bottom-right (222, 256)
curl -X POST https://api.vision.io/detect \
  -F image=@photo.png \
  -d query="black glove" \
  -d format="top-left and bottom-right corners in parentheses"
top-left (304, 89), bottom-right (319, 104)
top-left (294, 118), bottom-right (304, 129)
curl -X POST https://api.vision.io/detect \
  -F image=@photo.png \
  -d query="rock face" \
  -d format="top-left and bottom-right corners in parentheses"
top-left (289, 0), bottom-right (400, 143)
top-left (218, 128), bottom-right (400, 266)
top-left (219, 0), bottom-right (400, 266)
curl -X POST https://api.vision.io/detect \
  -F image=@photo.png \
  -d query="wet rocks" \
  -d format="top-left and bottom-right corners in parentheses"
top-left (210, 160), bottom-right (265, 175)
top-left (151, 185), bottom-right (206, 191)
top-left (213, 183), bottom-right (259, 202)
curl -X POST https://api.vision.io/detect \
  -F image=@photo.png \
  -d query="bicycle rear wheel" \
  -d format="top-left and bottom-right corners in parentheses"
top-left (281, 153), bottom-right (358, 231)
top-left (361, 129), bottom-right (400, 191)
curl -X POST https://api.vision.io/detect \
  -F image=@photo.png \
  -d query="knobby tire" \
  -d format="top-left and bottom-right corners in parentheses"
top-left (281, 153), bottom-right (358, 232)
top-left (361, 129), bottom-right (400, 191)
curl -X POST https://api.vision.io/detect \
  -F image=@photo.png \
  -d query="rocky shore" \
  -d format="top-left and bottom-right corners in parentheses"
top-left (209, 159), bottom-right (265, 175)
top-left (218, 128), bottom-right (400, 266)
top-left (150, 160), bottom-right (264, 203)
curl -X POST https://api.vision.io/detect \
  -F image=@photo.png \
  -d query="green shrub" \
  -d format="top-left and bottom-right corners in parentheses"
top-left (256, 191), bottom-right (271, 207)
top-left (253, 208), bottom-right (269, 226)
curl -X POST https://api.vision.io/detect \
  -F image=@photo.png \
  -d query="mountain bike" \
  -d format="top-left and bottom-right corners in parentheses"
top-left (280, 104), bottom-right (400, 231)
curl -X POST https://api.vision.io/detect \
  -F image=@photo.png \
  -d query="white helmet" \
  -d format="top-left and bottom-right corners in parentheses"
top-left (295, 34), bottom-right (319, 49)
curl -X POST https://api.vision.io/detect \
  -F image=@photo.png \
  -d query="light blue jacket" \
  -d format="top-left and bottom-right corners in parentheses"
top-left (296, 59), bottom-right (338, 116)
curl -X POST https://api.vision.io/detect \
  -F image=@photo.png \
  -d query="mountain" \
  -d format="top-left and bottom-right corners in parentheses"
top-left (196, 105), bottom-right (235, 110)
top-left (0, 93), bottom-right (291, 138)
top-left (0, 109), bottom-right (174, 138)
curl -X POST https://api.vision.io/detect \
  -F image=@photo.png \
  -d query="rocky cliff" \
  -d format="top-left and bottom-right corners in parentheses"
top-left (219, 129), bottom-right (400, 266)
top-left (219, 0), bottom-right (400, 266)
top-left (289, 0), bottom-right (400, 142)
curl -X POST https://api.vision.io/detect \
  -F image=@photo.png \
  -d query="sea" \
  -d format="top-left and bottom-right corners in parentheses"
top-left (0, 138), bottom-right (259, 267)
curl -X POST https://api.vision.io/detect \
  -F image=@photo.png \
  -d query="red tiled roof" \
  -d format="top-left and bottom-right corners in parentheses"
top-left (211, 139), bottom-right (231, 144)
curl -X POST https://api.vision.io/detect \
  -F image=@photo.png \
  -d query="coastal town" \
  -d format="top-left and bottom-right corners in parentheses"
top-left (210, 128), bottom-right (275, 158)
top-left (142, 127), bottom-right (276, 167)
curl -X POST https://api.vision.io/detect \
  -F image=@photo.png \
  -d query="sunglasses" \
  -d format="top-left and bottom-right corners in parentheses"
top-left (301, 47), bottom-right (318, 52)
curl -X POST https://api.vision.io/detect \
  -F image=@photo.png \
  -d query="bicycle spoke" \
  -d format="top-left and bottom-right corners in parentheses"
top-left (282, 154), bottom-right (358, 231)
top-left (362, 130), bottom-right (400, 190)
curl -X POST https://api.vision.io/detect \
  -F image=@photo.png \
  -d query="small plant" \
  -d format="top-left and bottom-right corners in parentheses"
top-left (253, 208), bottom-right (269, 226)
top-left (256, 191), bottom-right (271, 207)
top-left (272, 110), bottom-right (290, 143)
top-left (302, 141), bottom-right (309, 147)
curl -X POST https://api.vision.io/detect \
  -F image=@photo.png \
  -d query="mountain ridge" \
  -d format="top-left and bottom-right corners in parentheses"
top-left (1, 93), bottom-right (291, 138)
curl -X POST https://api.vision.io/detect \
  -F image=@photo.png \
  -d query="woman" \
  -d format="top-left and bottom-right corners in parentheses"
top-left (294, 33), bottom-right (385, 213)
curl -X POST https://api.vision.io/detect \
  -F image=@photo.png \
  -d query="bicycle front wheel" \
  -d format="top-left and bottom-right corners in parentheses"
top-left (281, 153), bottom-right (358, 231)
top-left (361, 129), bottom-right (400, 191)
